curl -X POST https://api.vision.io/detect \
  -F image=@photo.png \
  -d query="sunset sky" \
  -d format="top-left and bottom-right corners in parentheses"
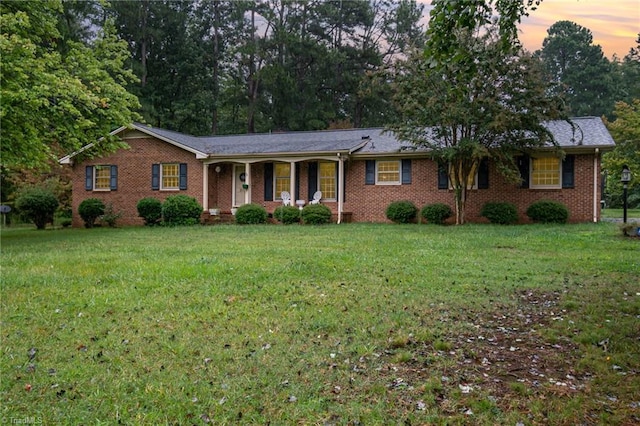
top-left (420, 0), bottom-right (639, 58)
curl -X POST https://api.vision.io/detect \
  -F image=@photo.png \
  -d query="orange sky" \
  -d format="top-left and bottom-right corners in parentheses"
top-left (420, 0), bottom-right (639, 58)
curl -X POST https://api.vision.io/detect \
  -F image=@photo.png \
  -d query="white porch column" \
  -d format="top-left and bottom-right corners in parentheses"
top-left (289, 161), bottom-right (296, 203)
top-left (202, 163), bottom-right (209, 211)
top-left (337, 154), bottom-right (344, 224)
top-left (245, 162), bottom-right (252, 205)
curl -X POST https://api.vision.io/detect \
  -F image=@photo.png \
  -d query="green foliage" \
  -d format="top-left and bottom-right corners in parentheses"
top-left (536, 20), bottom-right (615, 118)
top-left (100, 203), bottom-right (122, 228)
top-left (480, 202), bottom-right (519, 225)
top-left (136, 197), bottom-right (163, 226)
top-left (603, 100), bottom-right (640, 208)
top-left (421, 203), bottom-right (453, 225)
top-left (273, 205), bottom-right (301, 224)
top-left (14, 186), bottom-right (59, 230)
top-left (301, 204), bottom-right (332, 225)
top-left (385, 200), bottom-right (417, 224)
top-left (78, 198), bottom-right (105, 228)
top-left (526, 200), bottom-right (569, 224)
top-left (235, 204), bottom-right (267, 225)
top-left (161, 195), bottom-right (202, 226)
top-left (0, 1), bottom-right (140, 170)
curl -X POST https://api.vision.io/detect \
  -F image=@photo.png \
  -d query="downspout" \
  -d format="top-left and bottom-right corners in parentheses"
top-left (337, 153), bottom-right (344, 224)
top-left (593, 148), bottom-right (599, 223)
top-left (202, 163), bottom-right (209, 211)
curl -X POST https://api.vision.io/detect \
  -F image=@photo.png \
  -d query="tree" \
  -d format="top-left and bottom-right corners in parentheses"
top-left (0, 0), bottom-right (141, 171)
top-left (603, 100), bottom-right (640, 208)
top-left (389, 19), bottom-right (565, 224)
top-left (536, 20), bottom-right (615, 118)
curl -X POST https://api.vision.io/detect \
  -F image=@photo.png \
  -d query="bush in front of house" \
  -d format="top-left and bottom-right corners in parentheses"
top-left (100, 203), bottom-right (123, 228)
top-left (480, 202), bottom-right (519, 225)
top-left (137, 197), bottom-right (163, 226)
top-left (385, 200), bottom-right (418, 224)
top-left (526, 200), bottom-right (569, 224)
top-left (421, 203), bottom-right (453, 225)
top-left (15, 186), bottom-right (59, 230)
top-left (273, 205), bottom-right (301, 224)
top-left (301, 204), bottom-right (332, 225)
top-left (162, 195), bottom-right (202, 226)
top-left (78, 198), bottom-right (105, 228)
top-left (235, 204), bottom-right (268, 224)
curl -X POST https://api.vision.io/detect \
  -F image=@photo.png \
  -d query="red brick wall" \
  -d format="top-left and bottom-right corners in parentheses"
top-left (71, 137), bottom-right (204, 227)
top-left (70, 136), bottom-right (601, 226)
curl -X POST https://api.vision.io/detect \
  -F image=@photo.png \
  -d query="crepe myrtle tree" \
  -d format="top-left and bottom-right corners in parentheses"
top-left (389, 25), bottom-right (566, 224)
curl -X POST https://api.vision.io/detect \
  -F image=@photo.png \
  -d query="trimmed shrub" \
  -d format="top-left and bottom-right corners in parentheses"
top-left (385, 200), bottom-right (418, 224)
top-left (162, 195), bottom-right (202, 226)
top-left (15, 187), bottom-right (59, 230)
top-left (480, 202), bottom-right (518, 225)
top-left (526, 200), bottom-right (569, 224)
top-left (273, 205), bottom-right (301, 224)
top-left (301, 204), bottom-right (332, 225)
top-left (78, 198), bottom-right (105, 228)
top-left (137, 197), bottom-right (163, 226)
top-left (235, 204), bottom-right (268, 224)
top-left (421, 203), bottom-right (453, 225)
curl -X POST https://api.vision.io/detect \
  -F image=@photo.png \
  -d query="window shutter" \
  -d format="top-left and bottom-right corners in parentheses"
top-left (365, 160), bottom-right (375, 185)
top-left (264, 163), bottom-right (273, 201)
top-left (110, 165), bottom-right (118, 190)
top-left (562, 155), bottom-right (575, 188)
top-left (518, 155), bottom-right (530, 188)
top-left (401, 159), bottom-right (412, 184)
top-left (477, 158), bottom-right (489, 189)
top-left (308, 162), bottom-right (318, 200)
top-left (151, 164), bottom-right (160, 190)
top-left (85, 166), bottom-right (93, 190)
top-left (179, 163), bottom-right (187, 190)
top-left (437, 163), bottom-right (448, 189)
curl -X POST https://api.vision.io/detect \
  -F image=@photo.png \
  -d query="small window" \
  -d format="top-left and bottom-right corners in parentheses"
top-left (531, 157), bottom-right (560, 188)
top-left (319, 162), bottom-right (336, 199)
top-left (274, 163), bottom-right (291, 198)
top-left (376, 160), bottom-right (400, 184)
top-left (94, 166), bottom-right (111, 190)
top-left (161, 163), bottom-right (180, 190)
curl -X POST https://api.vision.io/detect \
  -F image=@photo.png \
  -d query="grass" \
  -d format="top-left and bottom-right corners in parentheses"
top-left (601, 208), bottom-right (640, 219)
top-left (1, 223), bottom-right (639, 424)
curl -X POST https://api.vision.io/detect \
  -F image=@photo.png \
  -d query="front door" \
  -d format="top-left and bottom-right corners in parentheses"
top-left (234, 165), bottom-right (247, 207)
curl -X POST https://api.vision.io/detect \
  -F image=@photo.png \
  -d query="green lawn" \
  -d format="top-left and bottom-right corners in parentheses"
top-left (1, 223), bottom-right (638, 425)
top-left (601, 208), bottom-right (640, 220)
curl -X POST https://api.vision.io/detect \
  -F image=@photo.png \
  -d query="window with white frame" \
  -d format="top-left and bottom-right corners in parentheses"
top-left (318, 161), bottom-right (336, 199)
top-left (161, 163), bottom-right (180, 189)
top-left (94, 165), bottom-right (111, 190)
top-left (274, 163), bottom-right (291, 198)
top-left (376, 160), bottom-right (400, 184)
top-left (531, 156), bottom-right (560, 188)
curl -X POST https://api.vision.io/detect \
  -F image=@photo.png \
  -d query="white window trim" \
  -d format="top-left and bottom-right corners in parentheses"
top-left (160, 163), bottom-right (180, 191)
top-left (530, 156), bottom-right (561, 189)
top-left (274, 163), bottom-right (291, 200)
top-left (93, 165), bottom-right (111, 192)
top-left (375, 160), bottom-right (401, 185)
top-left (318, 161), bottom-right (337, 201)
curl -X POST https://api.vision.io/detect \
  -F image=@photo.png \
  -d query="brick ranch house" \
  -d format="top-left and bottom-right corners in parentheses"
top-left (59, 117), bottom-right (615, 226)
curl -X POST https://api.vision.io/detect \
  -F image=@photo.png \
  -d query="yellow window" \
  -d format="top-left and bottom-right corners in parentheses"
top-left (377, 160), bottom-right (400, 183)
top-left (94, 166), bottom-right (111, 190)
top-left (162, 164), bottom-right (179, 189)
top-left (275, 163), bottom-right (291, 198)
top-left (531, 157), bottom-right (560, 187)
top-left (319, 162), bottom-right (336, 199)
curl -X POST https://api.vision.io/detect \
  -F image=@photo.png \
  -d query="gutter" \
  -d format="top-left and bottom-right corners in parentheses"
top-left (593, 148), bottom-right (599, 223)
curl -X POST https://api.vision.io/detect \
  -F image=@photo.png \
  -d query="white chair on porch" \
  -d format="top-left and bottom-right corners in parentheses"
top-left (310, 191), bottom-right (322, 204)
top-left (281, 191), bottom-right (291, 206)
